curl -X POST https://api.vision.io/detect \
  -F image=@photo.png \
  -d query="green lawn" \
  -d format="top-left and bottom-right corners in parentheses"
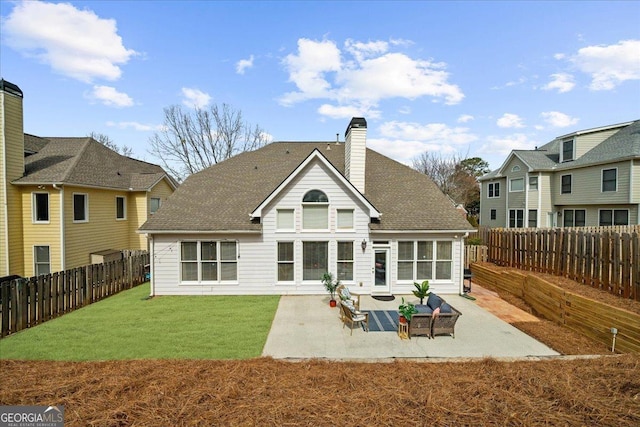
top-left (0, 283), bottom-right (280, 361)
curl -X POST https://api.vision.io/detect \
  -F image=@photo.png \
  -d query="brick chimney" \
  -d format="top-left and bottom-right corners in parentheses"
top-left (344, 117), bottom-right (366, 193)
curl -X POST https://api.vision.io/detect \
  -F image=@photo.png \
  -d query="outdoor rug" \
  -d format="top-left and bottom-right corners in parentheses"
top-left (365, 310), bottom-right (400, 332)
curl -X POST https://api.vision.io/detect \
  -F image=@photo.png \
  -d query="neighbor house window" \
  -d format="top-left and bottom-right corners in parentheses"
top-left (488, 182), bottom-right (500, 198)
top-left (599, 209), bottom-right (629, 226)
top-left (277, 209), bottom-right (295, 231)
top-left (303, 242), bottom-right (328, 280)
top-left (150, 197), bottom-right (161, 214)
top-left (561, 175), bottom-right (572, 194)
top-left (73, 193), bottom-right (88, 222)
top-left (490, 209), bottom-right (497, 220)
top-left (397, 241), bottom-right (451, 281)
top-left (302, 190), bottom-right (328, 230)
top-left (34, 245), bottom-right (50, 276)
top-left (529, 176), bottom-right (538, 190)
top-left (277, 242), bottom-right (294, 282)
top-left (602, 168), bottom-right (617, 192)
top-left (336, 209), bottom-right (354, 230)
top-left (33, 192), bottom-right (49, 223)
top-left (116, 196), bottom-right (126, 220)
top-left (337, 241), bottom-right (354, 281)
top-left (180, 241), bottom-right (237, 283)
top-left (528, 210), bottom-right (538, 228)
top-left (563, 209), bottom-right (586, 227)
top-left (510, 178), bottom-right (524, 192)
top-left (509, 209), bottom-right (524, 228)
top-left (562, 138), bottom-right (574, 162)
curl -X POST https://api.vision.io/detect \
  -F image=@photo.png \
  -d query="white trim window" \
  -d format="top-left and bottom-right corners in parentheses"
top-left (487, 182), bottom-right (500, 198)
top-left (277, 242), bottom-right (294, 282)
top-left (302, 190), bottom-right (329, 230)
top-left (509, 178), bottom-right (524, 192)
top-left (337, 241), bottom-right (354, 281)
top-left (180, 241), bottom-right (237, 283)
top-left (511, 165), bottom-right (521, 172)
top-left (150, 197), bottom-right (161, 214)
top-left (116, 196), bottom-right (126, 220)
top-left (601, 168), bottom-right (617, 192)
top-left (563, 209), bottom-right (586, 227)
top-left (34, 245), bottom-right (51, 276)
top-left (599, 209), bottom-right (629, 226)
top-left (336, 209), bottom-right (354, 230)
top-left (302, 241), bottom-right (328, 281)
top-left (528, 209), bottom-right (537, 228)
top-left (509, 209), bottom-right (524, 228)
top-left (32, 192), bottom-right (50, 223)
top-left (529, 176), bottom-right (538, 191)
top-left (276, 209), bottom-right (295, 231)
top-left (397, 240), bottom-right (452, 281)
top-left (562, 138), bottom-right (574, 162)
top-left (73, 193), bottom-right (89, 222)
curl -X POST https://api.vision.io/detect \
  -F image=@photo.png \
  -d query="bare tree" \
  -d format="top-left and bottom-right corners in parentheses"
top-left (88, 132), bottom-right (133, 157)
top-left (148, 104), bottom-right (270, 181)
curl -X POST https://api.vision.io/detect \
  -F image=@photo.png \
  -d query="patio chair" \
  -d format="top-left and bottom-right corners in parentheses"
top-left (336, 284), bottom-right (360, 322)
top-left (340, 301), bottom-right (369, 335)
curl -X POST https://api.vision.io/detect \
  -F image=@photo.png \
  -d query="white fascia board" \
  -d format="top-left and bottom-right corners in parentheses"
top-left (137, 229), bottom-right (262, 235)
top-left (250, 148), bottom-right (380, 219)
top-left (371, 228), bottom-right (476, 234)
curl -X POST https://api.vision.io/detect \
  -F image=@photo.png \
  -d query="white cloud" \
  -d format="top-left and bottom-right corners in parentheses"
top-left (181, 87), bottom-right (211, 108)
top-left (398, 106), bottom-right (412, 115)
top-left (2, 1), bottom-right (136, 83)
top-left (379, 121), bottom-right (477, 145)
top-left (542, 73), bottom-right (575, 93)
top-left (541, 111), bottom-right (579, 128)
top-left (236, 55), bottom-right (254, 74)
top-left (86, 85), bottom-right (133, 107)
top-left (457, 114), bottom-right (474, 123)
top-left (554, 53), bottom-right (566, 60)
top-left (279, 38), bottom-right (464, 117)
top-left (317, 104), bottom-right (380, 120)
top-left (571, 39), bottom-right (640, 90)
top-left (497, 113), bottom-right (525, 129)
top-left (478, 134), bottom-right (536, 157)
top-left (106, 121), bottom-right (162, 131)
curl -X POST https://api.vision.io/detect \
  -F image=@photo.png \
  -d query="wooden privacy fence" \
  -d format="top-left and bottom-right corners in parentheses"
top-left (464, 245), bottom-right (488, 269)
top-left (0, 251), bottom-right (149, 338)
top-left (485, 227), bottom-right (640, 301)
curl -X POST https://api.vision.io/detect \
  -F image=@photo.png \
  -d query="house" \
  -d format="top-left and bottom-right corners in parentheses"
top-left (0, 79), bottom-right (177, 277)
top-left (479, 120), bottom-right (640, 228)
top-left (139, 117), bottom-right (475, 296)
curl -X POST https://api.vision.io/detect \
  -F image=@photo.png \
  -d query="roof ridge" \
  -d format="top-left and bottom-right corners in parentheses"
top-left (59, 137), bottom-right (92, 182)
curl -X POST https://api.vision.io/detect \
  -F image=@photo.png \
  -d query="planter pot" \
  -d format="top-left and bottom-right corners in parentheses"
top-left (399, 315), bottom-right (407, 324)
top-left (329, 299), bottom-right (337, 308)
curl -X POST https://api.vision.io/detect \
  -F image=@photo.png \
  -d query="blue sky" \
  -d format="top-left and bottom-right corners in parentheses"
top-left (1, 0), bottom-right (639, 171)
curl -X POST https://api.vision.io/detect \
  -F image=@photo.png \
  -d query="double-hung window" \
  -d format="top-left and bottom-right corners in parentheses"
top-left (561, 175), bottom-right (572, 194)
top-left (180, 241), bottom-right (238, 283)
top-left (599, 209), bottom-right (629, 226)
top-left (528, 210), bottom-right (538, 228)
top-left (487, 182), bottom-right (500, 198)
top-left (302, 190), bottom-right (328, 230)
top-left (337, 241), bottom-right (354, 281)
top-left (277, 242), bottom-right (294, 281)
top-left (73, 193), bottom-right (88, 222)
top-left (509, 209), bottom-right (524, 228)
top-left (34, 246), bottom-right (51, 276)
top-left (397, 241), bottom-right (452, 281)
top-left (563, 209), bottom-right (586, 227)
top-left (529, 176), bottom-right (538, 190)
top-left (602, 169), bottom-right (617, 192)
top-left (562, 138), bottom-right (574, 162)
top-left (33, 192), bottom-right (49, 223)
top-left (116, 196), bottom-right (126, 220)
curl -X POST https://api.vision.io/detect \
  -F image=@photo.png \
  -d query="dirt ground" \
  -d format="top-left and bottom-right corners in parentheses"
top-left (1, 267), bottom-right (639, 426)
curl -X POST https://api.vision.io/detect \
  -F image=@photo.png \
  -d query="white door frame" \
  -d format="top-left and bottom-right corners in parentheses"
top-left (372, 247), bottom-right (391, 295)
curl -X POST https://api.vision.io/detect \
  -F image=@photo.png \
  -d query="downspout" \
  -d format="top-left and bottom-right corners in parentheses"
top-left (149, 235), bottom-right (155, 296)
top-left (53, 183), bottom-right (64, 271)
top-left (460, 232), bottom-right (469, 294)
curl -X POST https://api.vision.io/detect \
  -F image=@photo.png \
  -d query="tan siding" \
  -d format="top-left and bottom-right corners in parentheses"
top-left (538, 173), bottom-right (554, 226)
top-left (21, 187), bottom-right (61, 276)
top-left (64, 187), bottom-right (131, 269)
top-left (632, 160), bottom-right (640, 203)
top-left (554, 161), bottom-right (631, 206)
top-left (130, 178), bottom-right (175, 248)
top-left (575, 128), bottom-right (620, 158)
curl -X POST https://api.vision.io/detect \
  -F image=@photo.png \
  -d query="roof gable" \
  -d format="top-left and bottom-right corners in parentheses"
top-left (250, 148), bottom-right (380, 219)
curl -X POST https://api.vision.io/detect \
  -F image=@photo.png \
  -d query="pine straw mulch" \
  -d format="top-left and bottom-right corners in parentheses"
top-left (1, 356), bottom-right (640, 427)
top-left (472, 263), bottom-right (640, 355)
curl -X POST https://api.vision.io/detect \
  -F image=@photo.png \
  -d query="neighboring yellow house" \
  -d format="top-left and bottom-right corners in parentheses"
top-left (1, 79), bottom-right (177, 278)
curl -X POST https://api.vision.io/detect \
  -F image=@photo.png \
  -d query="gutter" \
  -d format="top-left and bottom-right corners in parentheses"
top-left (137, 229), bottom-right (262, 235)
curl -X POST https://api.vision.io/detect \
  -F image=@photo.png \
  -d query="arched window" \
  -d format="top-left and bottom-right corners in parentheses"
top-left (511, 165), bottom-right (521, 172)
top-left (303, 190), bottom-right (328, 203)
top-left (302, 190), bottom-right (329, 229)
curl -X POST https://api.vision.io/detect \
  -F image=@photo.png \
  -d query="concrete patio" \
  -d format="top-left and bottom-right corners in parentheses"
top-left (262, 287), bottom-right (560, 360)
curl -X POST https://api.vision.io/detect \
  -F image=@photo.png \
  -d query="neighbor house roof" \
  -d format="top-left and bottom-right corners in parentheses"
top-left (12, 136), bottom-right (177, 191)
top-left (480, 119), bottom-right (639, 180)
top-left (140, 141), bottom-right (474, 233)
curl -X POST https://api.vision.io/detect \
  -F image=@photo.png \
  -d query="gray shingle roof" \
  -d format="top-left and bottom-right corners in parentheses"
top-left (140, 142), bottom-right (474, 232)
top-left (13, 136), bottom-right (173, 191)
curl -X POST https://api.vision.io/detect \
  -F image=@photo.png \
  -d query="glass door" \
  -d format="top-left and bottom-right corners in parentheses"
top-left (373, 248), bottom-right (390, 294)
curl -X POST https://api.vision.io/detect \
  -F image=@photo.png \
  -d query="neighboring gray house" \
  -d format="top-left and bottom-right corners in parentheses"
top-left (139, 117), bottom-right (474, 296)
top-left (479, 120), bottom-right (640, 228)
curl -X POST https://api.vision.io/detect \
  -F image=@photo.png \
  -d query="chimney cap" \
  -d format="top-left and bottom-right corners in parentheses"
top-left (345, 117), bottom-right (367, 137)
top-left (0, 79), bottom-right (23, 97)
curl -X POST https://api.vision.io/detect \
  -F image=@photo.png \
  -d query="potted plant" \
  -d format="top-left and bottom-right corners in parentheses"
top-left (321, 272), bottom-right (340, 307)
top-left (412, 280), bottom-right (430, 305)
top-left (398, 297), bottom-right (418, 324)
